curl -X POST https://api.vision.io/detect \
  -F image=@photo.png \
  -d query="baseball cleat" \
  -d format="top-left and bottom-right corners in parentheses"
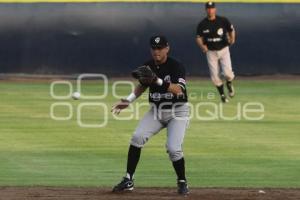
top-left (112, 177), bottom-right (134, 192)
top-left (177, 180), bottom-right (189, 195)
top-left (221, 95), bottom-right (229, 103)
top-left (226, 82), bottom-right (235, 98)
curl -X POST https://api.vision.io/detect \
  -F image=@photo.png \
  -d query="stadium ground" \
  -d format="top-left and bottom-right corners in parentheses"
top-left (0, 187), bottom-right (299, 200)
top-left (0, 76), bottom-right (299, 199)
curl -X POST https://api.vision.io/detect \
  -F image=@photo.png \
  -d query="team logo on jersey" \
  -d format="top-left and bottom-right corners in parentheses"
top-left (217, 28), bottom-right (224, 36)
top-left (164, 75), bottom-right (171, 82)
top-left (150, 93), bottom-right (161, 102)
top-left (155, 37), bottom-right (160, 44)
top-left (203, 29), bottom-right (210, 33)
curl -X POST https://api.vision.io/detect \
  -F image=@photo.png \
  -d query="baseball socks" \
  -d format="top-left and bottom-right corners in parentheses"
top-left (173, 158), bottom-right (189, 195)
top-left (126, 145), bottom-right (141, 180)
top-left (216, 84), bottom-right (229, 103)
top-left (172, 157), bottom-right (186, 181)
top-left (226, 81), bottom-right (235, 98)
top-left (216, 84), bottom-right (225, 96)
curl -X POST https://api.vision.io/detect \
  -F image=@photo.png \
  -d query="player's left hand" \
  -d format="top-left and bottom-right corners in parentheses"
top-left (132, 65), bottom-right (157, 86)
top-left (111, 99), bottom-right (130, 115)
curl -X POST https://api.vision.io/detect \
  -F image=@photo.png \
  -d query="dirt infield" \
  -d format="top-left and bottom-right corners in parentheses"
top-left (0, 187), bottom-right (299, 200)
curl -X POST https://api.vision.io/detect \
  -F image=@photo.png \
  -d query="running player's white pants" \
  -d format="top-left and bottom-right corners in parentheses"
top-left (130, 103), bottom-right (189, 162)
top-left (206, 46), bottom-right (235, 86)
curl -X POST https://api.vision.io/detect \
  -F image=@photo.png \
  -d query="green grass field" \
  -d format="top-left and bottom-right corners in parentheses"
top-left (0, 78), bottom-right (299, 188)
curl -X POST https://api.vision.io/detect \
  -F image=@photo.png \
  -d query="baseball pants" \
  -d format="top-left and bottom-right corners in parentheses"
top-left (206, 46), bottom-right (235, 86)
top-left (130, 103), bottom-right (189, 162)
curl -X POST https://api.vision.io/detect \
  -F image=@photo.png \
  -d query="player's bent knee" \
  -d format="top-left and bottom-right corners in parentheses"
top-left (130, 133), bottom-right (148, 148)
top-left (224, 72), bottom-right (235, 81)
top-left (167, 148), bottom-right (184, 162)
top-left (211, 77), bottom-right (223, 86)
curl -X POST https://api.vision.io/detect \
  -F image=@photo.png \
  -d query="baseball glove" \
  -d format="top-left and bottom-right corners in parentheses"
top-left (132, 65), bottom-right (157, 86)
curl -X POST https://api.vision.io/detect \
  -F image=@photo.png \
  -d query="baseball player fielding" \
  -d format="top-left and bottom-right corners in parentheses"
top-left (111, 35), bottom-right (190, 195)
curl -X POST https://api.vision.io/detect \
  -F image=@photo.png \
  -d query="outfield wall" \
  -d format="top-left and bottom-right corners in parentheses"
top-left (0, 2), bottom-right (299, 75)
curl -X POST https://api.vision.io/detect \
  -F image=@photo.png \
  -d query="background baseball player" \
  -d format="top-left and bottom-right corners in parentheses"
top-left (196, 1), bottom-right (236, 103)
top-left (111, 35), bottom-right (190, 195)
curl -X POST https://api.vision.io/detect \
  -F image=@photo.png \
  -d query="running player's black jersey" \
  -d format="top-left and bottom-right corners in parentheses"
top-left (196, 16), bottom-right (234, 51)
top-left (144, 57), bottom-right (188, 109)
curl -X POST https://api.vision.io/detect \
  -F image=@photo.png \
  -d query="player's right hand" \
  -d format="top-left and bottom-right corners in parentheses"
top-left (201, 45), bottom-right (208, 53)
top-left (111, 99), bottom-right (130, 115)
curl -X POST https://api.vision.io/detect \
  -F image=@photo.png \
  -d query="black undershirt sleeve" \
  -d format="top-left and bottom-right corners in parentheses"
top-left (224, 17), bottom-right (234, 32)
top-left (196, 22), bottom-right (204, 37)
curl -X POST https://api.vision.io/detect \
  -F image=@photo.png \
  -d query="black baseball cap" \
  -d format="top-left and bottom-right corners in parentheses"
top-left (205, 1), bottom-right (216, 9)
top-left (150, 35), bottom-right (169, 49)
